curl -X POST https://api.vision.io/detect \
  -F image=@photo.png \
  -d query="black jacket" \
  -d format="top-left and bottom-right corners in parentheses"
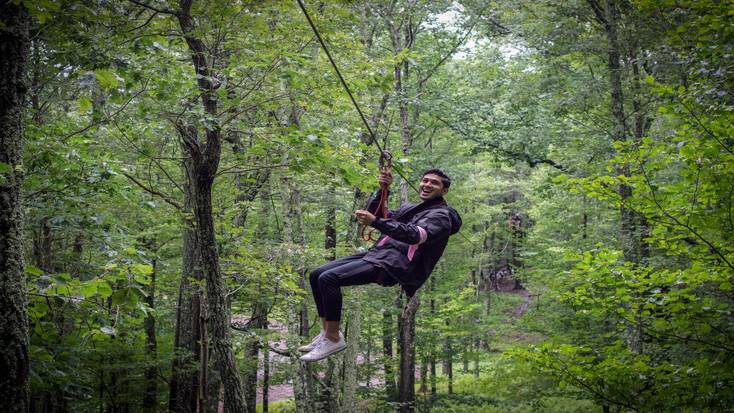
top-left (362, 189), bottom-right (462, 296)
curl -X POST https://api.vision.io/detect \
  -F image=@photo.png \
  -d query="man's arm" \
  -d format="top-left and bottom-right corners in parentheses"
top-left (355, 209), bottom-right (452, 245)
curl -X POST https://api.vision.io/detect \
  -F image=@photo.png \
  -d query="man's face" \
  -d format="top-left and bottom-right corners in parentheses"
top-left (419, 173), bottom-right (448, 201)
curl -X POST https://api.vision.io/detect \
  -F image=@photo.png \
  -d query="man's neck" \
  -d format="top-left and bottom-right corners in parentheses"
top-left (421, 195), bottom-right (445, 205)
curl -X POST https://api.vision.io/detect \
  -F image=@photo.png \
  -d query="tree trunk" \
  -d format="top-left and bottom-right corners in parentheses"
top-left (281, 167), bottom-right (315, 413)
top-left (325, 180), bottom-right (337, 261)
top-left (391, 20), bottom-right (420, 407)
top-left (429, 278), bottom-right (437, 395)
top-left (430, 353), bottom-right (437, 395)
top-left (598, 0), bottom-right (643, 355)
top-left (342, 299), bottom-right (361, 412)
top-left (328, 185), bottom-right (361, 412)
top-left (474, 338), bottom-right (480, 378)
top-left (143, 257), bottom-right (158, 413)
top-left (319, 357), bottom-right (341, 413)
top-left (192, 171), bottom-right (246, 413)
top-left (169, 161), bottom-right (204, 413)
top-left (383, 308), bottom-right (396, 399)
top-left (444, 332), bottom-right (453, 395)
top-left (242, 176), bottom-right (271, 413)
top-left (419, 355), bottom-right (427, 394)
top-left (33, 217), bottom-right (54, 272)
top-left (243, 303), bottom-right (265, 413)
top-left (462, 343), bottom-right (469, 374)
top-left (593, 0), bottom-right (636, 261)
top-left (175, 2), bottom-right (248, 410)
top-left (630, 52), bottom-right (652, 263)
top-left (0, 3), bottom-right (31, 411)
top-left (262, 327), bottom-right (270, 413)
top-left (398, 294), bottom-right (419, 413)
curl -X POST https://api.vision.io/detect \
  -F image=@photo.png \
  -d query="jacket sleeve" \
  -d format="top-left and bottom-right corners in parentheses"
top-left (370, 209), bottom-right (452, 245)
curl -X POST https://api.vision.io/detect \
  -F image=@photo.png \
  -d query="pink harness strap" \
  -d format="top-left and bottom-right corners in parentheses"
top-left (376, 226), bottom-right (427, 262)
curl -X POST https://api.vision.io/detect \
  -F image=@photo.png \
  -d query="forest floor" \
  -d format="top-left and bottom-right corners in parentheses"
top-left (505, 283), bottom-right (533, 320)
top-left (245, 277), bottom-right (537, 407)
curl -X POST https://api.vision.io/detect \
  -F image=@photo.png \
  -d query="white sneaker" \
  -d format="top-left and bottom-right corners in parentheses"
top-left (297, 331), bottom-right (324, 353)
top-left (300, 333), bottom-right (346, 362)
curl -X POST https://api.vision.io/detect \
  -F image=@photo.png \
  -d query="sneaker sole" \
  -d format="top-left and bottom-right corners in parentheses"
top-left (298, 334), bottom-right (326, 353)
top-left (298, 333), bottom-right (343, 353)
top-left (299, 343), bottom-right (347, 362)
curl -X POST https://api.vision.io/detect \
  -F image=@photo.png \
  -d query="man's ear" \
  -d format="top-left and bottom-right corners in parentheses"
top-left (441, 187), bottom-right (449, 195)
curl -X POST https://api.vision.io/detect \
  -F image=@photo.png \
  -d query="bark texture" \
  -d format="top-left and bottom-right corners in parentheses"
top-left (281, 155), bottom-right (316, 412)
top-left (143, 257), bottom-right (158, 413)
top-left (398, 294), bottom-right (419, 413)
top-left (243, 303), bottom-right (266, 413)
top-left (174, 1), bottom-right (248, 410)
top-left (169, 160), bottom-right (205, 413)
top-left (0, 3), bottom-right (31, 412)
top-left (388, 13), bottom-right (421, 410)
top-left (192, 166), bottom-right (246, 413)
top-left (595, 0), bottom-right (644, 354)
top-left (341, 300), bottom-right (361, 412)
top-left (383, 308), bottom-right (396, 398)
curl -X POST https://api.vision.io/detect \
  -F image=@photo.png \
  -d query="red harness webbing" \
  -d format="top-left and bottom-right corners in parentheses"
top-left (360, 151), bottom-right (392, 241)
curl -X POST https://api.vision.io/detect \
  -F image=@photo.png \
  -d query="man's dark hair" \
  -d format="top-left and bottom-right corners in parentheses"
top-left (422, 168), bottom-right (451, 189)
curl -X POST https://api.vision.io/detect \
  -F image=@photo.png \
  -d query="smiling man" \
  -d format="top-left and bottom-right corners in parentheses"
top-left (300, 169), bottom-right (462, 362)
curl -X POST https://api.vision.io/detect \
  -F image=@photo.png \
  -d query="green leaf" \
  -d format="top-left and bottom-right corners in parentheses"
top-left (131, 263), bottom-right (153, 277)
top-left (111, 287), bottom-right (139, 309)
top-left (25, 265), bottom-right (43, 276)
top-left (96, 281), bottom-right (113, 299)
top-left (80, 281), bottom-right (98, 298)
top-left (78, 96), bottom-right (92, 113)
top-left (0, 162), bottom-right (12, 174)
top-left (95, 69), bottom-right (119, 90)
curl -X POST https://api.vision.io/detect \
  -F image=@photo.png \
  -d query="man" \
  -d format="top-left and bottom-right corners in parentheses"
top-left (299, 169), bottom-right (462, 362)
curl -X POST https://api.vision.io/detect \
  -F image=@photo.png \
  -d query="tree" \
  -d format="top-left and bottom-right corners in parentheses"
top-left (0, 3), bottom-right (31, 411)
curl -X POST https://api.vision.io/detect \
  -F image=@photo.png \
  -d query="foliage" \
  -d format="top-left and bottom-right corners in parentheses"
top-left (12, 0), bottom-right (734, 411)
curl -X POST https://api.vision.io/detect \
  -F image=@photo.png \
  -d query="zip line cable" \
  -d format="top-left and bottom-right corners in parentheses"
top-left (296, 0), bottom-right (476, 247)
top-left (295, 0), bottom-right (419, 194)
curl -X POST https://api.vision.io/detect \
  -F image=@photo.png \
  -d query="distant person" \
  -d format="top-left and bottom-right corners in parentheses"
top-left (300, 169), bottom-right (462, 361)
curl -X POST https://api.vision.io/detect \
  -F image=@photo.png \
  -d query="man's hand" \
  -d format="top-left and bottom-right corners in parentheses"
top-left (355, 209), bottom-right (377, 226)
top-left (378, 171), bottom-right (393, 187)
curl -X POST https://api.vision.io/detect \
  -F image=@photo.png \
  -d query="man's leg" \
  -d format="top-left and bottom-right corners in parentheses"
top-left (308, 254), bottom-right (367, 327)
top-left (300, 254), bottom-right (368, 353)
top-left (317, 259), bottom-right (385, 340)
top-left (301, 259), bottom-right (384, 361)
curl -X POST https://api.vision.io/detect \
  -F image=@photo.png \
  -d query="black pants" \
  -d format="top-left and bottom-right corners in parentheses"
top-left (309, 253), bottom-right (394, 321)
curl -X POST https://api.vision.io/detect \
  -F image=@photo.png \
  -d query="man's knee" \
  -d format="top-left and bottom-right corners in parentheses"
top-left (317, 271), bottom-right (338, 289)
top-left (309, 268), bottom-right (322, 285)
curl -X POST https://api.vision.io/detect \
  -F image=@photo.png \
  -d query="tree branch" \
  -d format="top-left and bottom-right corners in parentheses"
top-left (121, 172), bottom-right (181, 210)
top-left (435, 115), bottom-right (566, 171)
top-left (128, 0), bottom-right (179, 16)
top-left (586, 0), bottom-right (607, 26)
top-left (61, 84), bottom-right (148, 142)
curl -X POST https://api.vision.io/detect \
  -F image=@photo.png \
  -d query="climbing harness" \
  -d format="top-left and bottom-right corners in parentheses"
top-left (360, 150), bottom-right (392, 241)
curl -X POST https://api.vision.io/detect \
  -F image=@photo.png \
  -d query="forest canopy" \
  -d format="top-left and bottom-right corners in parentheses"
top-left (1, 0), bottom-right (733, 412)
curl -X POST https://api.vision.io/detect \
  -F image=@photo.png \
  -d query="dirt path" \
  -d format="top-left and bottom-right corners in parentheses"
top-left (231, 281), bottom-right (535, 408)
top-left (510, 287), bottom-right (532, 320)
top-left (493, 277), bottom-right (533, 320)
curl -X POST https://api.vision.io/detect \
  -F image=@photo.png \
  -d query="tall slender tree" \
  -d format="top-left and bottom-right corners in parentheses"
top-left (0, 3), bottom-right (31, 412)
top-left (174, 1), bottom-right (247, 410)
